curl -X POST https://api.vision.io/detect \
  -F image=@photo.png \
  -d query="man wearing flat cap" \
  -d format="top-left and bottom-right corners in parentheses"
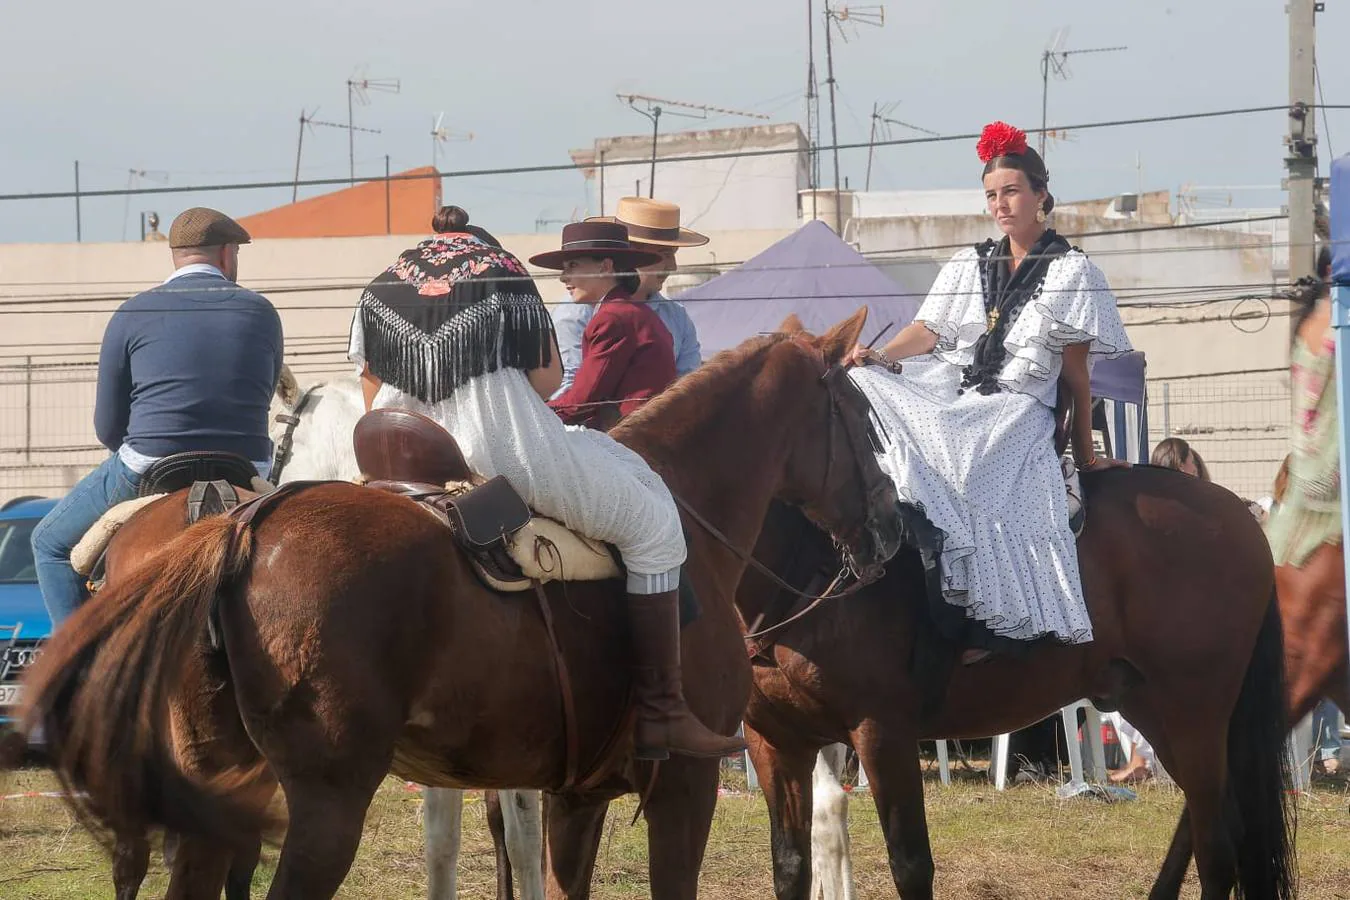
top-left (32, 207), bottom-right (283, 626)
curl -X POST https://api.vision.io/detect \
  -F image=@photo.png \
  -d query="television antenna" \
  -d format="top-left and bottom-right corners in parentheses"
top-left (822, 4), bottom-right (884, 231)
top-left (430, 112), bottom-right (474, 168)
top-left (121, 168), bottom-right (169, 241)
top-left (291, 108), bottom-right (380, 202)
top-left (347, 71), bottom-right (400, 184)
top-left (616, 93), bottom-right (770, 198)
top-left (1039, 28), bottom-right (1126, 157)
top-left (865, 101), bottom-right (938, 190)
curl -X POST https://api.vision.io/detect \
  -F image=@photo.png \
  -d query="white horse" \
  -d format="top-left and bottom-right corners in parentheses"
top-left (269, 367), bottom-right (854, 900)
top-left (269, 368), bottom-right (545, 900)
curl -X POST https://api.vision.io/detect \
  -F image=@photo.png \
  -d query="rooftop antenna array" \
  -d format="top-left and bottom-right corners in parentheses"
top-left (865, 101), bottom-right (939, 190)
top-left (291, 109), bottom-right (380, 202)
top-left (615, 93), bottom-right (770, 198)
top-left (347, 71), bottom-right (401, 184)
top-left (822, 3), bottom-right (884, 232)
top-left (1039, 28), bottom-right (1126, 157)
top-left (122, 168), bottom-right (169, 241)
top-left (430, 112), bottom-right (474, 168)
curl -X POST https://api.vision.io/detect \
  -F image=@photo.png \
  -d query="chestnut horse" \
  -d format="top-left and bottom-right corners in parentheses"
top-left (22, 313), bottom-right (902, 900)
top-left (738, 463), bottom-right (1294, 899)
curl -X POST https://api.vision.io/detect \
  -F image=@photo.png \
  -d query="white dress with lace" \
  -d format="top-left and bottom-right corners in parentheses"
top-left (849, 247), bottom-right (1131, 644)
top-left (348, 317), bottom-right (686, 589)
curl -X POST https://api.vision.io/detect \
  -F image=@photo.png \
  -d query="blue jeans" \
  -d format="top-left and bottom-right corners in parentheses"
top-left (1312, 699), bottom-right (1345, 763)
top-left (32, 453), bottom-right (143, 627)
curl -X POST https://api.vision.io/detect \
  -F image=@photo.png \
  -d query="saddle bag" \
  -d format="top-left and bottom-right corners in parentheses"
top-left (441, 475), bottom-right (531, 550)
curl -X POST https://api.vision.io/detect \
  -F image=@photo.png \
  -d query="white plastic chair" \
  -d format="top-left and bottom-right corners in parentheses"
top-left (991, 700), bottom-right (1107, 791)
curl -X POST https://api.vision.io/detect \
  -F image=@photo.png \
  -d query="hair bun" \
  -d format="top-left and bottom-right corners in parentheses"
top-left (432, 205), bottom-right (471, 233)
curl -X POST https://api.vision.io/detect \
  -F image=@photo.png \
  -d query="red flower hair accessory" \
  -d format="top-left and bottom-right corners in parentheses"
top-left (976, 121), bottom-right (1028, 163)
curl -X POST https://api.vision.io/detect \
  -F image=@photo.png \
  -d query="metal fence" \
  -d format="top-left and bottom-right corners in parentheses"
top-left (0, 360), bottom-right (1297, 505)
top-left (1147, 369), bottom-right (1291, 501)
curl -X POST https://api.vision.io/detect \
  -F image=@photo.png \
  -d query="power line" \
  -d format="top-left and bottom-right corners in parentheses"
top-left (2, 105), bottom-right (1346, 203)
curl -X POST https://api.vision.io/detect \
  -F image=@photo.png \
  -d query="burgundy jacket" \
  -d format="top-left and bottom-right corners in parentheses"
top-left (548, 290), bottom-right (676, 428)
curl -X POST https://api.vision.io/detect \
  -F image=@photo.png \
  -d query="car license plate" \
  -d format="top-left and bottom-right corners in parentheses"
top-left (0, 684), bottom-right (22, 708)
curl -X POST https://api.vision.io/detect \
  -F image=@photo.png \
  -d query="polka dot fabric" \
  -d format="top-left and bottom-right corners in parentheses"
top-left (849, 248), bottom-right (1131, 645)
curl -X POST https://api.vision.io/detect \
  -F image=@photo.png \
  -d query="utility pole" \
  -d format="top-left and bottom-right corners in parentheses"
top-left (822, 4), bottom-right (884, 234)
top-left (1286, 0), bottom-right (1320, 294)
top-left (806, 0), bottom-right (819, 220)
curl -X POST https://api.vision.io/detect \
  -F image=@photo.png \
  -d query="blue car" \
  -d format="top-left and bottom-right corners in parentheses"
top-left (0, 496), bottom-right (55, 734)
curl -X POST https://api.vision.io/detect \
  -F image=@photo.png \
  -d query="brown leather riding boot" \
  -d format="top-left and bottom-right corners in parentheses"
top-left (627, 591), bottom-right (749, 760)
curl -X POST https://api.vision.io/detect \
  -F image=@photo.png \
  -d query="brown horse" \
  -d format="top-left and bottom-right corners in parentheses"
top-left (1150, 456), bottom-right (1347, 896)
top-left (21, 312), bottom-right (903, 900)
top-left (738, 463), bottom-right (1294, 899)
top-left (86, 490), bottom-right (264, 900)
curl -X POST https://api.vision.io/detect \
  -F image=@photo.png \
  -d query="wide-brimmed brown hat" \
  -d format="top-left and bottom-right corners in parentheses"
top-left (168, 207), bottom-right (251, 249)
top-left (528, 221), bottom-right (663, 271)
top-left (590, 197), bottom-right (709, 248)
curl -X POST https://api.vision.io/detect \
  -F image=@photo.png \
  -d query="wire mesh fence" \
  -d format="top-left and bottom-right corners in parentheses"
top-left (0, 359), bottom-right (1297, 505)
top-left (1147, 370), bottom-right (1291, 501)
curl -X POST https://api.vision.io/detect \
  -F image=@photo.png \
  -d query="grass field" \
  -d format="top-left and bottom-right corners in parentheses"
top-left (2, 764), bottom-right (1347, 899)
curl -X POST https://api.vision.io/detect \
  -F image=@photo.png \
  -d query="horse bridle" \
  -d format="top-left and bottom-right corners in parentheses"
top-left (269, 385), bottom-right (318, 484)
top-left (672, 336), bottom-right (890, 651)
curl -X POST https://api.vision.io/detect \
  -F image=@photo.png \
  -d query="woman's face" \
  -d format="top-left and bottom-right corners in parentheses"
top-left (983, 167), bottom-right (1046, 241)
top-left (634, 245), bottom-right (677, 300)
top-left (560, 257), bottom-right (616, 305)
top-left (1178, 456), bottom-right (1200, 478)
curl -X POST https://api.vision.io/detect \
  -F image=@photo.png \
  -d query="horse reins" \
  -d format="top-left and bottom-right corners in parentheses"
top-left (672, 338), bottom-right (889, 658)
top-left (269, 385), bottom-right (318, 484)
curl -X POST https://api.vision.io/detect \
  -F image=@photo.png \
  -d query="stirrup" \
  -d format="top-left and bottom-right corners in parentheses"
top-left (1061, 457), bottom-right (1085, 538)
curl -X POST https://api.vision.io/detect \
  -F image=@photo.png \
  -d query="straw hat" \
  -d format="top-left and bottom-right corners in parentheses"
top-left (528, 221), bottom-right (662, 271)
top-left (588, 197), bottom-right (709, 248)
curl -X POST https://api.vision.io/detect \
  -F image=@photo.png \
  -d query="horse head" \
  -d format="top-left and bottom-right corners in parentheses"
top-left (767, 309), bottom-right (902, 574)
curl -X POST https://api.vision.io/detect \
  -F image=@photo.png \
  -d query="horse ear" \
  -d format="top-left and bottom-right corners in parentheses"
top-left (817, 307), bottom-right (869, 365)
top-left (778, 313), bottom-right (806, 334)
top-left (275, 364), bottom-right (300, 409)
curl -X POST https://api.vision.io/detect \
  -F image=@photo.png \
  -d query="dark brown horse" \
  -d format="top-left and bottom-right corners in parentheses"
top-left (21, 312), bottom-right (902, 900)
top-left (739, 460), bottom-right (1294, 899)
top-left (1151, 457), bottom-right (1347, 896)
top-left (88, 490), bottom-right (264, 900)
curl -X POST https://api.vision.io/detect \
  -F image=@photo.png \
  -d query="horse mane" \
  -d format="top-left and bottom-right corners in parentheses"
top-left (613, 333), bottom-right (792, 456)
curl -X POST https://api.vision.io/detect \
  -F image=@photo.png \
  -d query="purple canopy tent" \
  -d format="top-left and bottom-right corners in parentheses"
top-left (675, 221), bottom-right (1147, 457)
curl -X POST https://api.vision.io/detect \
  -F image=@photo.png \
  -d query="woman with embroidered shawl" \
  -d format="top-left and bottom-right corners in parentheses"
top-left (847, 123), bottom-right (1132, 665)
top-left (347, 206), bottom-right (745, 760)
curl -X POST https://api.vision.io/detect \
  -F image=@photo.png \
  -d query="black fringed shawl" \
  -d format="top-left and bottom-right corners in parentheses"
top-left (959, 229), bottom-right (1072, 395)
top-left (352, 233), bottom-right (555, 403)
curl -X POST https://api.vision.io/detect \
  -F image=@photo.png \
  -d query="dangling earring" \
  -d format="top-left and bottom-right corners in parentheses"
top-left (1036, 208), bottom-right (1047, 223)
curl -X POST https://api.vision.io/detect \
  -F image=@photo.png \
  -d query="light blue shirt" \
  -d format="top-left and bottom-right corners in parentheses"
top-left (550, 293), bottom-right (702, 398)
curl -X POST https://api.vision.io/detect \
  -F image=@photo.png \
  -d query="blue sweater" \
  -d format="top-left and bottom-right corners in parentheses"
top-left (95, 272), bottom-right (284, 462)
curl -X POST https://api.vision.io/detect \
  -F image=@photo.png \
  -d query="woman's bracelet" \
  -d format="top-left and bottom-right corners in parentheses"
top-left (1075, 454), bottom-right (1098, 472)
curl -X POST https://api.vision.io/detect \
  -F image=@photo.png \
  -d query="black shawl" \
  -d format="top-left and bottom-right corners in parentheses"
top-left (959, 229), bottom-right (1071, 395)
top-left (352, 233), bottom-right (555, 403)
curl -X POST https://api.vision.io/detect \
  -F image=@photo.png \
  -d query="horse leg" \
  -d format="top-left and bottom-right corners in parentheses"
top-left (424, 787), bottom-right (465, 900)
top-left (1148, 811), bottom-right (1193, 900)
top-left (810, 746), bottom-right (856, 900)
top-left (226, 834), bottom-right (262, 900)
top-left (851, 720), bottom-right (934, 900)
top-left (643, 756), bottom-right (722, 900)
top-left (264, 776), bottom-right (384, 900)
top-left (486, 790), bottom-right (515, 900)
top-left (542, 790), bottom-right (611, 900)
top-left (112, 832), bottom-right (151, 900)
top-left (164, 835), bottom-right (235, 900)
top-left (746, 725), bottom-right (818, 900)
top-left (501, 789), bottom-right (546, 900)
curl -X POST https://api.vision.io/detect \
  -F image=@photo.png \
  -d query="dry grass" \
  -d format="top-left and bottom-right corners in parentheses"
top-left (1, 764), bottom-right (1348, 899)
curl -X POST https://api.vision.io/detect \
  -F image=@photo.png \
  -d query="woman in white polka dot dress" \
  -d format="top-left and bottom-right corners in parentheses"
top-left (847, 122), bottom-right (1132, 664)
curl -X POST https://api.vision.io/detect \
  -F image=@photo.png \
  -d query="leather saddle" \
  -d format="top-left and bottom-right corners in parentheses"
top-left (353, 408), bottom-right (537, 588)
top-left (80, 451), bottom-right (272, 592)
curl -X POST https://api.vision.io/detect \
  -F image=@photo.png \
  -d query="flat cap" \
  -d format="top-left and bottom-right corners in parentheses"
top-left (168, 207), bottom-right (252, 249)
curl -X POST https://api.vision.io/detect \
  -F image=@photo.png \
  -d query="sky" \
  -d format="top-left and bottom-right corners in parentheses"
top-left (0, 0), bottom-right (1344, 245)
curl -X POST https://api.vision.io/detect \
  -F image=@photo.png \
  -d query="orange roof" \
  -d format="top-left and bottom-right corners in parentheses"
top-left (239, 166), bottom-right (442, 238)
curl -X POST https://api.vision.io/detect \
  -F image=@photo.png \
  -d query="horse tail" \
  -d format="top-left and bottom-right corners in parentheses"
top-left (20, 516), bottom-right (274, 847)
top-left (1227, 589), bottom-right (1297, 900)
